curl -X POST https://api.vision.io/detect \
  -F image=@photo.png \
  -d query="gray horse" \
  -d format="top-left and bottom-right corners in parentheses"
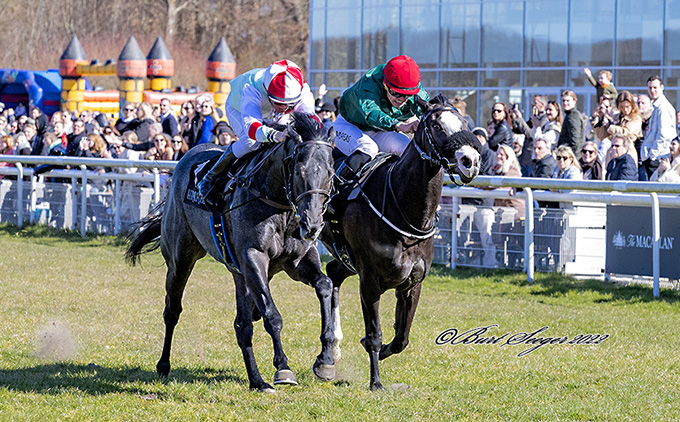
top-left (126, 113), bottom-right (336, 392)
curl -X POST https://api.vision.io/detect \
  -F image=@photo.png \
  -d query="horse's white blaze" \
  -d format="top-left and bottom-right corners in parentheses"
top-left (439, 110), bottom-right (464, 135)
top-left (455, 144), bottom-right (481, 178)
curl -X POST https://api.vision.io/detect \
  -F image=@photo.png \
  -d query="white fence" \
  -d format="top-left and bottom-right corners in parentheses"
top-left (1, 155), bottom-right (680, 296)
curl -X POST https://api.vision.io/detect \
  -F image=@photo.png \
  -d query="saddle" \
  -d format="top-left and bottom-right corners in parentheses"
top-left (327, 152), bottom-right (397, 273)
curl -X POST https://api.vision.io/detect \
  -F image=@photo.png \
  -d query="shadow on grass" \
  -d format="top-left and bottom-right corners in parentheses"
top-left (429, 264), bottom-right (680, 305)
top-left (0, 363), bottom-right (245, 397)
top-left (0, 222), bottom-right (129, 247)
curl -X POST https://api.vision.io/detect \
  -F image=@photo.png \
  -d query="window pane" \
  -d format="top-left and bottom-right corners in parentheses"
top-left (524, 0), bottom-right (568, 67)
top-left (616, 0), bottom-right (663, 67)
top-left (362, 5), bottom-right (400, 69)
top-left (481, 70), bottom-right (521, 88)
top-left (569, 0), bottom-right (615, 67)
top-left (309, 9), bottom-right (326, 71)
top-left (616, 69), bottom-right (661, 89)
top-left (665, 0), bottom-right (680, 66)
top-left (441, 71), bottom-right (478, 88)
top-left (440, 1), bottom-right (480, 68)
top-left (326, 9), bottom-right (361, 70)
top-left (402, 5), bottom-right (439, 69)
top-left (524, 70), bottom-right (565, 87)
top-left (482, 2), bottom-right (523, 68)
top-left (325, 72), bottom-right (360, 90)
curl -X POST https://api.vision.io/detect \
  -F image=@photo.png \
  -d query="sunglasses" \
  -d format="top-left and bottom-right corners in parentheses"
top-left (182, 106), bottom-right (193, 110)
top-left (582, 149), bottom-right (596, 155)
top-left (556, 156), bottom-right (570, 161)
top-left (385, 85), bottom-right (409, 99)
top-left (124, 108), bottom-right (135, 112)
top-left (172, 140), bottom-right (183, 144)
top-left (492, 109), bottom-right (504, 113)
top-left (154, 137), bottom-right (166, 142)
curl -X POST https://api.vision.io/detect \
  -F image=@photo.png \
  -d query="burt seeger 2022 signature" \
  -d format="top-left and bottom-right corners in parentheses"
top-left (435, 325), bottom-right (609, 357)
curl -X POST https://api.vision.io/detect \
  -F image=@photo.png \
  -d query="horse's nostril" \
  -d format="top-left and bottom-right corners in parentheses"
top-left (462, 156), bottom-right (471, 168)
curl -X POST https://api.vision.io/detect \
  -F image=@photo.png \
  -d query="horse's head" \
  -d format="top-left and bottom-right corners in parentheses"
top-left (283, 113), bottom-right (335, 241)
top-left (414, 95), bottom-right (481, 184)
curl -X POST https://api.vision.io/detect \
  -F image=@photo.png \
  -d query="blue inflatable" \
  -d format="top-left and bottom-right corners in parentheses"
top-left (0, 68), bottom-right (86, 116)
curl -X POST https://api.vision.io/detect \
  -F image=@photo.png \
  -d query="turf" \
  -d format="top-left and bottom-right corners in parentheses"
top-left (0, 223), bottom-right (678, 421)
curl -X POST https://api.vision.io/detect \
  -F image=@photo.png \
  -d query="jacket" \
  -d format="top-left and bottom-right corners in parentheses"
top-left (338, 63), bottom-right (429, 132)
top-left (642, 95), bottom-right (676, 161)
top-left (487, 120), bottom-right (512, 152)
top-left (530, 154), bottom-right (557, 178)
top-left (606, 154), bottom-right (638, 181)
top-left (558, 108), bottom-right (585, 159)
top-left (586, 75), bottom-right (618, 101)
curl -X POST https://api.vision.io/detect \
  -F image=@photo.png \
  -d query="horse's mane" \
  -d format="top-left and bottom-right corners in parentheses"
top-left (291, 112), bottom-right (328, 143)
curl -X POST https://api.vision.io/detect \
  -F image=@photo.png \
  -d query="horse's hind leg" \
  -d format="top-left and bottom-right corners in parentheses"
top-left (157, 230), bottom-right (204, 377)
top-left (232, 274), bottom-right (275, 393)
top-left (379, 282), bottom-right (422, 361)
top-left (326, 259), bottom-right (354, 362)
top-left (285, 247), bottom-right (335, 381)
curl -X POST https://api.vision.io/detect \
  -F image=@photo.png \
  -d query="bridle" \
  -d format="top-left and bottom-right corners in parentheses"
top-left (282, 138), bottom-right (335, 218)
top-left (411, 106), bottom-right (466, 186)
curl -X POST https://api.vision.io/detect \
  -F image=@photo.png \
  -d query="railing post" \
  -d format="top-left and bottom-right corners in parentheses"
top-left (524, 187), bottom-right (534, 283)
top-left (451, 195), bottom-right (459, 269)
top-left (16, 163), bottom-right (23, 227)
top-left (30, 173), bottom-right (37, 224)
top-left (650, 192), bottom-right (660, 297)
top-left (152, 168), bottom-right (160, 205)
top-left (114, 179), bottom-right (121, 235)
top-left (80, 165), bottom-right (88, 237)
top-left (70, 177), bottom-right (78, 230)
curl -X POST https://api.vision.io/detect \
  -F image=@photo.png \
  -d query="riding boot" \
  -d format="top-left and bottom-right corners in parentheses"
top-left (197, 144), bottom-right (237, 206)
top-left (337, 150), bottom-right (371, 185)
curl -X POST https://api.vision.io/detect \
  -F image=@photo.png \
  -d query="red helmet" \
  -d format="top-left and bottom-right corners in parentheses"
top-left (264, 60), bottom-right (305, 104)
top-left (383, 55), bottom-right (421, 95)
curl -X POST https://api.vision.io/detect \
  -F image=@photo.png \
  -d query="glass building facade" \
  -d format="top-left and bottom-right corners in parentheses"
top-left (309, 0), bottom-right (680, 126)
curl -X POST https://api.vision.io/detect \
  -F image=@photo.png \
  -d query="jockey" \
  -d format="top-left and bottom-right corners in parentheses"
top-left (333, 54), bottom-right (429, 182)
top-left (197, 59), bottom-right (316, 203)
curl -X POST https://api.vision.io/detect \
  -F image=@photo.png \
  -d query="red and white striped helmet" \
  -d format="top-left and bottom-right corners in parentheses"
top-left (263, 60), bottom-right (305, 104)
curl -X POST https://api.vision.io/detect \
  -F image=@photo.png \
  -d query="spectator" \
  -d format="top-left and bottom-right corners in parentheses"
top-left (170, 134), bottom-right (189, 161)
top-left (61, 109), bottom-right (74, 135)
top-left (115, 103), bottom-right (137, 134)
top-left (676, 111), bottom-right (680, 139)
top-left (557, 90), bottom-right (586, 159)
top-left (636, 93), bottom-right (653, 181)
top-left (532, 100), bottom-right (562, 152)
top-left (195, 95), bottom-right (220, 145)
top-left (186, 96), bottom-right (207, 149)
top-left (650, 138), bottom-right (680, 183)
top-left (528, 95), bottom-right (548, 129)
top-left (529, 138), bottom-right (556, 178)
top-left (493, 144), bottom-right (525, 220)
top-left (590, 96), bottom-right (616, 156)
top-left (24, 123), bottom-right (42, 156)
top-left (583, 68), bottom-right (617, 103)
top-left (606, 135), bottom-right (638, 181)
top-left (124, 122), bottom-right (161, 152)
top-left (213, 121), bottom-right (237, 147)
top-left (31, 106), bottom-right (49, 138)
top-left (53, 121), bottom-right (68, 148)
top-left (465, 127), bottom-right (497, 268)
top-left (33, 132), bottom-right (67, 177)
top-left (597, 91), bottom-right (642, 166)
top-left (145, 133), bottom-right (174, 161)
top-left (0, 115), bottom-right (8, 136)
top-left (451, 96), bottom-right (475, 129)
top-left (159, 98), bottom-right (179, 137)
top-left (579, 141), bottom-right (604, 180)
top-left (316, 102), bottom-right (336, 125)
top-left (15, 102), bottom-right (26, 117)
top-left (487, 102), bottom-right (513, 152)
top-left (179, 100), bottom-right (196, 141)
top-left (553, 145), bottom-right (582, 180)
top-left (512, 133), bottom-right (524, 157)
top-left (641, 75), bottom-right (676, 180)
top-left (127, 102), bottom-right (155, 143)
top-left (79, 109), bottom-right (95, 134)
top-left (0, 135), bottom-right (15, 178)
top-left (66, 120), bottom-right (87, 156)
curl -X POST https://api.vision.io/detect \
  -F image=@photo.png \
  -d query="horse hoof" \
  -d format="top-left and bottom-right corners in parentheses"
top-left (369, 381), bottom-right (384, 391)
top-left (254, 383), bottom-right (276, 394)
top-left (273, 369), bottom-right (298, 385)
top-left (313, 361), bottom-right (336, 381)
top-left (156, 361), bottom-right (170, 377)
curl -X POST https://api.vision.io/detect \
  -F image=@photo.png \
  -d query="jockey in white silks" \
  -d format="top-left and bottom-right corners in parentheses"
top-left (197, 59), bottom-right (316, 205)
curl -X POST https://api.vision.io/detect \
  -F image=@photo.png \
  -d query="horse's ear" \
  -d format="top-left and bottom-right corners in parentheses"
top-left (415, 95), bottom-right (431, 113)
top-left (288, 125), bottom-right (302, 143)
top-left (327, 126), bottom-right (336, 144)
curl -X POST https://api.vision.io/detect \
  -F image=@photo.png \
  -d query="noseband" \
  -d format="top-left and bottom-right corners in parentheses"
top-left (283, 139), bottom-right (335, 217)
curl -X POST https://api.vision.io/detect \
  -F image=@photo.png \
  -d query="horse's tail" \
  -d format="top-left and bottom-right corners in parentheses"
top-left (125, 201), bottom-right (165, 266)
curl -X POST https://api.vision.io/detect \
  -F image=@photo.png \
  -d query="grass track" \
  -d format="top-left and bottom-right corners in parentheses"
top-left (0, 224), bottom-right (678, 421)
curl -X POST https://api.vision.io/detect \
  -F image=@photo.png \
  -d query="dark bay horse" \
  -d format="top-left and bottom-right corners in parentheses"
top-left (321, 96), bottom-right (481, 390)
top-left (126, 113), bottom-right (337, 392)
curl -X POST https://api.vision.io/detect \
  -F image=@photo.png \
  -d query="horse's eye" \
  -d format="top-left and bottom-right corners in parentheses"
top-left (432, 123), bottom-right (441, 131)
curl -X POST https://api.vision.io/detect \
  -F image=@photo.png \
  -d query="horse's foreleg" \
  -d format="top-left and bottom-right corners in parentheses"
top-left (285, 248), bottom-right (335, 381)
top-left (359, 281), bottom-right (384, 391)
top-left (379, 282), bottom-right (422, 361)
top-left (326, 259), bottom-right (353, 362)
top-left (242, 252), bottom-right (296, 386)
top-left (233, 275), bottom-right (274, 393)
